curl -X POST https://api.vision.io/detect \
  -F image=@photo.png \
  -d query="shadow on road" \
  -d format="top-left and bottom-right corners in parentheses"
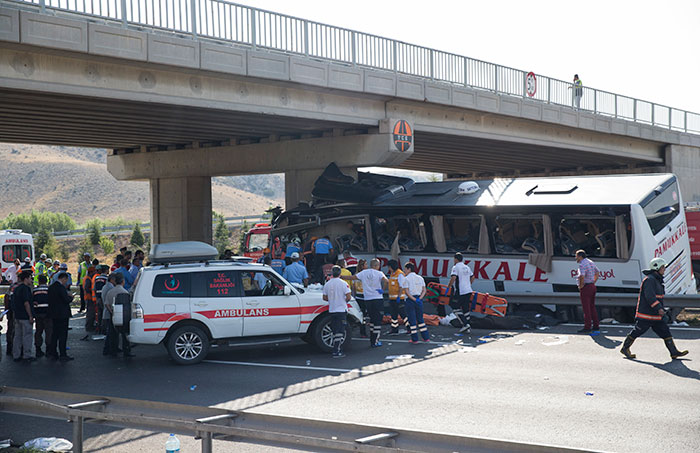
top-left (591, 334), bottom-right (622, 349)
top-left (633, 358), bottom-right (699, 380)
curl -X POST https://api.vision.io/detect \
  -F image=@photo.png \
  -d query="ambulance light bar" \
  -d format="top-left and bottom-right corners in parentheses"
top-left (150, 241), bottom-right (219, 264)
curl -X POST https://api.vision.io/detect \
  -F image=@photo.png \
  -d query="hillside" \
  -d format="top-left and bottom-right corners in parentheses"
top-left (0, 144), bottom-right (283, 223)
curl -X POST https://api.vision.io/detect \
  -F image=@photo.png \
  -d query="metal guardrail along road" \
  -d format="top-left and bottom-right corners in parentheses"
top-left (4, 0), bottom-right (700, 135)
top-left (0, 386), bottom-right (592, 453)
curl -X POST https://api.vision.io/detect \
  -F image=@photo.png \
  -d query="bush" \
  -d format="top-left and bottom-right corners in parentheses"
top-left (77, 238), bottom-right (92, 260)
top-left (100, 236), bottom-right (115, 255)
top-left (130, 223), bottom-right (145, 247)
top-left (86, 219), bottom-right (102, 245)
top-left (35, 227), bottom-right (59, 258)
top-left (0, 210), bottom-right (76, 234)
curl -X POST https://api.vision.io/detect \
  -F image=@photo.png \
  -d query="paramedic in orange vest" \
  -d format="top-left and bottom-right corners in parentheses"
top-left (387, 259), bottom-right (410, 335)
top-left (82, 266), bottom-right (97, 335)
top-left (448, 252), bottom-right (475, 334)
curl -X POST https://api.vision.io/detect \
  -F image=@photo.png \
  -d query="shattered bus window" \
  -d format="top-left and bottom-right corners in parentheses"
top-left (444, 216), bottom-right (480, 253)
top-left (493, 216), bottom-right (544, 255)
top-left (373, 215), bottom-right (429, 252)
top-left (555, 217), bottom-right (617, 257)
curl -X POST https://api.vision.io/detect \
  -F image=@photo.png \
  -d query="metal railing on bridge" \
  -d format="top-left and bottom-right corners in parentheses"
top-left (6, 0), bottom-right (700, 134)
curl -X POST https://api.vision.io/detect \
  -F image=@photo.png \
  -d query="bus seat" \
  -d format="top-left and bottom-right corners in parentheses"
top-left (595, 230), bottom-right (615, 257)
top-left (521, 238), bottom-right (544, 254)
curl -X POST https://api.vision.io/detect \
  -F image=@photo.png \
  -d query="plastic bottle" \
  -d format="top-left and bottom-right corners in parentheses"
top-left (165, 433), bottom-right (180, 452)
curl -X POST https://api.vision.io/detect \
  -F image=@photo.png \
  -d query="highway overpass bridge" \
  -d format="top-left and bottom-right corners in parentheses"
top-left (1, 0), bottom-right (699, 243)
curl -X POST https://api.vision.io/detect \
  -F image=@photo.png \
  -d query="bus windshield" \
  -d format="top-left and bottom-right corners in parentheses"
top-left (642, 181), bottom-right (680, 236)
top-left (248, 233), bottom-right (270, 252)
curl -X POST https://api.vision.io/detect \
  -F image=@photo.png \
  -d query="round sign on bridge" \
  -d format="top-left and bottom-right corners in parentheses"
top-left (526, 72), bottom-right (537, 97)
top-left (392, 120), bottom-right (413, 152)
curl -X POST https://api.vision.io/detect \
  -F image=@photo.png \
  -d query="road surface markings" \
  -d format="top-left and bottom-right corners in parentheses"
top-left (204, 359), bottom-right (359, 373)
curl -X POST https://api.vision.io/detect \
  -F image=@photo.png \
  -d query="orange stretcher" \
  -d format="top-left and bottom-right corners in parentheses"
top-left (425, 283), bottom-right (508, 318)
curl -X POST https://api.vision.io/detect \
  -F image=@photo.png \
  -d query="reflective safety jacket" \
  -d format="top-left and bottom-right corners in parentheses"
top-left (636, 270), bottom-right (665, 321)
top-left (32, 284), bottom-right (49, 316)
top-left (83, 273), bottom-right (94, 303)
top-left (78, 261), bottom-right (89, 285)
top-left (33, 261), bottom-right (47, 284)
top-left (388, 269), bottom-right (406, 301)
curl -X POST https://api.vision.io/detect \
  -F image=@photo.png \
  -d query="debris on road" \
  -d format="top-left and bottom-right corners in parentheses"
top-left (23, 437), bottom-right (73, 451)
top-left (514, 340), bottom-right (526, 345)
top-left (542, 335), bottom-right (569, 346)
top-left (189, 385), bottom-right (197, 391)
top-left (385, 355), bottom-right (413, 360)
top-left (585, 392), bottom-right (594, 396)
top-left (536, 326), bottom-right (550, 330)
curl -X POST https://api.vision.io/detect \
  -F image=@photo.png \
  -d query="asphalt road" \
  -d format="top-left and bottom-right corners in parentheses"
top-left (1, 312), bottom-right (699, 453)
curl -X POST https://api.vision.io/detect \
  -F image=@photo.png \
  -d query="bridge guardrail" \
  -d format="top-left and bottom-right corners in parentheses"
top-left (0, 386), bottom-right (590, 453)
top-left (52, 215), bottom-right (264, 237)
top-left (5, 0), bottom-right (700, 135)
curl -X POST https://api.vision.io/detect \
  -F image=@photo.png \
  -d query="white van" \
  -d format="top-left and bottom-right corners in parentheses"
top-left (0, 229), bottom-right (34, 282)
top-left (127, 242), bottom-right (363, 365)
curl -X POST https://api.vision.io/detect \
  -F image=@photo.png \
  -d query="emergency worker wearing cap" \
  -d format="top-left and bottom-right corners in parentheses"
top-left (620, 258), bottom-right (689, 360)
top-left (34, 254), bottom-right (48, 285)
top-left (78, 252), bottom-right (91, 312)
top-left (387, 259), bottom-right (409, 335)
top-left (282, 252), bottom-right (309, 287)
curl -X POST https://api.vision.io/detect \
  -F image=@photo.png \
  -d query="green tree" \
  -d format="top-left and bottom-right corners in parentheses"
top-left (130, 223), bottom-right (145, 247)
top-left (100, 236), bottom-right (115, 255)
top-left (77, 237), bottom-right (92, 260)
top-left (86, 219), bottom-right (102, 246)
top-left (35, 227), bottom-right (58, 258)
top-left (0, 210), bottom-right (76, 234)
top-left (213, 214), bottom-right (230, 256)
top-left (237, 220), bottom-right (249, 254)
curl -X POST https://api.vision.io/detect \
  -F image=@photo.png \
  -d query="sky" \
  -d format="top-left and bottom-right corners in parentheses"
top-left (233, 0), bottom-right (700, 113)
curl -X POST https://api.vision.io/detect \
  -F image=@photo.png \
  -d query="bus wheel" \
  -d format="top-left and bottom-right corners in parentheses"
top-left (167, 325), bottom-right (210, 365)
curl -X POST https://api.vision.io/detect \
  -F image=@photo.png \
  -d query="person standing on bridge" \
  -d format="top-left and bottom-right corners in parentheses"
top-left (342, 258), bottom-right (388, 348)
top-left (620, 258), bottom-right (689, 360)
top-left (323, 265), bottom-right (352, 358)
top-left (569, 74), bottom-right (583, 109)
top-left (575, 250), bottom-right (600, 335)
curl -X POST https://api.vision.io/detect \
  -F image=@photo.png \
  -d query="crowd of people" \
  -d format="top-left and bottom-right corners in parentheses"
top-left (1, 246), bottom-right (144, 363)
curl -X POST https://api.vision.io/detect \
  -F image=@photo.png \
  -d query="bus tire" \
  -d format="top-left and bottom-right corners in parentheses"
top-left (312, 314), bottom-right (352, 353)
top-left (166, 325), bottom-right (210, 365)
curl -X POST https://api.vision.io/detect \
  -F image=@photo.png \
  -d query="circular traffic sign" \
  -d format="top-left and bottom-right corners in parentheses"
top-left (392, 120), bottom-right (413, 152)
top-left (526, 72), bottom-right (537, 97)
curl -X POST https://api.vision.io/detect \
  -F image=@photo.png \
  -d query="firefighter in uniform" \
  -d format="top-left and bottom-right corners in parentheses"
top-left (387, 259), bottom-right (410, 335)
top-left (32, 274), bottom-right (51, 358)
top-left (620, 258), bottom-right (689, 360)
top-left (92, 265), bottom-right (110, 334)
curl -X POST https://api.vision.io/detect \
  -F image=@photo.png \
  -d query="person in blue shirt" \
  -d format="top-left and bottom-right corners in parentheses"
top-left (282, 252), bottom-right (309, 287)
top-left (114, 258), bottom-right (135, 291)
top-left (312, 236), bottom-right (334, 283)
top-left (286, 240), bottom-right (302, 257)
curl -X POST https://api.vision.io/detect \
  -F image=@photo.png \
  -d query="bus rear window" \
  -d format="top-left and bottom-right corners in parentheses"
top-left (642, 182), bottom-right (680, 236)
top-left (2, 245), bottom-right (32, 263)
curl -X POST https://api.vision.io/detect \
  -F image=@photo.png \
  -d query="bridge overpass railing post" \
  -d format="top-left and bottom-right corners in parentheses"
top-left (190, 0), bottom-right (197, 36)
top-left (251, 8), bottom-right (257, 50)
top-left (120, 0), bottom-right (127, 27)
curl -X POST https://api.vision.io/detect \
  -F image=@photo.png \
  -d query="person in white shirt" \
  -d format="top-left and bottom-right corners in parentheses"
top-left (4, 259), bottom-right (20, 285)
top-left (323, 266), bottom-right (352, 358)
top-left (342, 258), bottom-right (388, 348)
top-left (403, 262), bottom-right (430, 343)
top-left (447, 252), bottom-right (475, 333)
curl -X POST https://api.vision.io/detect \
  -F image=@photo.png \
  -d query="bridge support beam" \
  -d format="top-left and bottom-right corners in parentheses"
top-left (150, 176), bottom-right (212, 245)
top-left (665, 144), bottom-right (700, 202)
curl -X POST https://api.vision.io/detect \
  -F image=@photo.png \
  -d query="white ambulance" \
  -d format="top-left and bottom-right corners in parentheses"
top-left (127, 242), bottom-right (363, 365)
top-left (0, 229), bottom-right (34, 283)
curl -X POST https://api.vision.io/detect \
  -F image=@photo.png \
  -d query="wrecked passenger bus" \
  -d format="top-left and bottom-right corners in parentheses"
top-left (251, 166), bottom-right (696, 296)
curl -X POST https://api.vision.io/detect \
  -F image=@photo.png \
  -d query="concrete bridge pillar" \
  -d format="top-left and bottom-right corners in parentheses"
top-left (149, 176), bottom-right (212, 245)
top-left (665, 144), bottom-right (700, 202)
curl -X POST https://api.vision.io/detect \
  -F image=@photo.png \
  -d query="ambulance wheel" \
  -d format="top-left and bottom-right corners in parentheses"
top-left (167, 325), bottom-right (210, 365)
top-left (312, 315), bottom-right (352, 353)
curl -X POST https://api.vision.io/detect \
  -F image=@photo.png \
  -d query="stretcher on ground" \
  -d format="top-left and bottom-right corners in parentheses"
top-left (425, 282), bottom-right (508, 318)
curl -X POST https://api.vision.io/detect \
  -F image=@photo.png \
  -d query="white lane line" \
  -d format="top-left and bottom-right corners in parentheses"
top-left (204, 360), bottom-right (356, 373)
top-left (562, 323), bottom-right (700, 332)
